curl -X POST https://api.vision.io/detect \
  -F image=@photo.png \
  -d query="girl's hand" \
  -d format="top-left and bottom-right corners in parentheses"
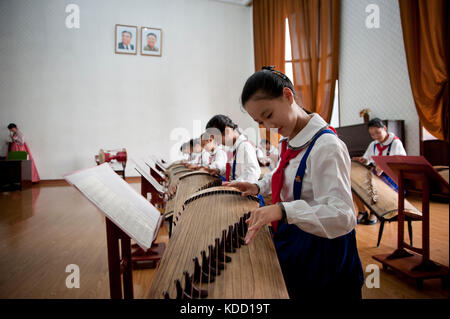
top-left (223, 181), bottom-right (259, 197)
top-left (352, 157), bottom-right (367, 164)
top-left (375, 167), bottom-right (383, 176)
top-left (245, 205), bottom-right (282, 245)
top-left (208, 168), bottom-right (220, 176)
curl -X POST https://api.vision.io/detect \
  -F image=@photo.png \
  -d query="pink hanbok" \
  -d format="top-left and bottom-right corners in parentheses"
top-left (8, 130), bottom-right (40, 182)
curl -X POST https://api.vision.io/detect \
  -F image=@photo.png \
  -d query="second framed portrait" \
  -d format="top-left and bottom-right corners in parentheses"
top-left (115, 24), bottom-right (137, 55)
top-left (141, 27), bottom-right (162, 57)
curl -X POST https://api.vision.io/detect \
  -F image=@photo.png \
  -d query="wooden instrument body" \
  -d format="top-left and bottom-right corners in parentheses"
top-left (165, 170), bottom-right (221, 218)
top-left (148, 186), bottom-right (289, 299)
top-left (351, 161), bottom-right (421, 220)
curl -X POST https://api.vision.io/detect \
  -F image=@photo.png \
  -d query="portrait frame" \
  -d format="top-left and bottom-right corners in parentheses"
top-left (115, 24), bottom-right (138, 55)
top-left (140, 27), bottom-right (162, 57)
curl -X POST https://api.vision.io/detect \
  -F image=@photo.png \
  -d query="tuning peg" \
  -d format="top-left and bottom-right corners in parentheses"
top-left (183, 271), bottom-right (208, 299)
top-left (163, 291), bottom-right (170, 299)
top-left (219, 231), bottom-right (232, 263)
top-left (192, 257), bottom-right (210, 283)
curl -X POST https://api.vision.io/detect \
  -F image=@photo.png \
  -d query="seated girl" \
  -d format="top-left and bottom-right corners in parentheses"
top-left (205, 115), bottom-right (261, 183)
top-left (195, 129), bottom-right (227, 176)
top-left (352, 118), bottom-right (407, 225)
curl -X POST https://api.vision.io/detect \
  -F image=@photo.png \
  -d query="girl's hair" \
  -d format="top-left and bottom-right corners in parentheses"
top-left (205, 114), bottom-right (238, 134)
top-left (8, 123), bottom-right (17, 130)
top-left (180, 142), bottom-right (189, 152)
top-left (201, 128), bottom-right (220, 143)
top-left (367, 118), bottom-right (385, 129)
top-left (241, 66), bottom-right (296, 107)
top-left (192, 138), bottom-right (201, 146)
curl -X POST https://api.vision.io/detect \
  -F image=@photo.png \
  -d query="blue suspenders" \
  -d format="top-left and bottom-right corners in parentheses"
top-left (231, 141), bottom-right (265, 206)
top-left (373, 142), bottom-right (393, 155)
top-left (293, 129), bottom-right (335, 199)
top-left (274, 128), bottom-right (364, 297)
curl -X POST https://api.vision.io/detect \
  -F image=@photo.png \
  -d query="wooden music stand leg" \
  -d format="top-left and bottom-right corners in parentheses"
top-left (105, 218), bottom-right (134, 299)
top-left (106, 218), bottom-right (123, 299)
top-left (387, 171), bottom-right (413, 260)
top-left (410, 176), bottom-right (440, 272)
top-left (121, 235), bottom-right (134, 299)
top-left (373, 170), bottom-right (448, 289)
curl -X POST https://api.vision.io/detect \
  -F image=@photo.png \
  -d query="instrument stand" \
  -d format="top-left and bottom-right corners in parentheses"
top-left (371, 158), bottom-right (449, 290)
top-left (105, 216), bottom-right (166, 299)
top-left (131, 216), bottom-right (166, 270)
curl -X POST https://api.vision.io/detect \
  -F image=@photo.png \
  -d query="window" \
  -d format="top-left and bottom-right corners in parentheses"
top-left (422, 126), bottom-right (438, 141)
top-left (284, 18), bottom-right (340, 127)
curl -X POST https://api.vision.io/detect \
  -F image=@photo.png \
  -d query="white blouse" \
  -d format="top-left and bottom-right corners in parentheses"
top-left (11, 131), bottom-right (25, 145)
top-left (257, 145), bottom-right (279, 169)
top-left (200, 149), bottom-right (211, 166)
top-left (208, 146), bottom-right (227, 175)
top-left (229, 134), bottom-right (261, 183)
top-left (362, 132), bottom-right (406, 166)
top-left (257, 114), bottom-right (356, 239)
top-left (189, 152), bottom-right (201, 165)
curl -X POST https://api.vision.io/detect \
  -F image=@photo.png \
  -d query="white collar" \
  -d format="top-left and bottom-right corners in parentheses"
top-left (232, 134), bottom-right (247, 152)
top-left (380, 132), bottom-right (395, 145)
top-left (285, 113), bottom-right (329, 149)
top-left (210, 145), bottom-right (222, 155)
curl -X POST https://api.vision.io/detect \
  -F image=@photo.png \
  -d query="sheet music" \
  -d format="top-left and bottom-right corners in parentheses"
top-left (144, 157), bottom-right (166, 178)
top-left (65, 164), bottom-right (161, 250)
top-left (148, 155), bottom-right (169, 171)
top-left (131, 158), bottom-right (165, 193)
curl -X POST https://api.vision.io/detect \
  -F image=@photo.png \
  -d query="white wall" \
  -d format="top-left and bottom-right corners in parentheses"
top-left (339, 0), bottom-right (419, 155)
top-left (0, 0), bottom-right (256, 179)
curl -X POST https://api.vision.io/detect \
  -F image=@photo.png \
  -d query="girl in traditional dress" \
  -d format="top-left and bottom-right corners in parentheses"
top-left (7, 123), bottom-right (40, 183)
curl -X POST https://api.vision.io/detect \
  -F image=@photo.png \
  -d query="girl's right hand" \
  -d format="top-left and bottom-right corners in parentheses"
top-left (223, 181), bottom-right (259, 197)
top-left (352, 157), bottom-right (367, 164)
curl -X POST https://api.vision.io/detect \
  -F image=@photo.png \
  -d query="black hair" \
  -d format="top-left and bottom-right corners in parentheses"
top-left (205, 115), bottom-right (238, 134)
top-left (192, 138), bottom-right (201, 146)
top-left (122, 30), bottom-right (132, 38)
top-left (7, 123), bottom-right (17, 130)
top-left (367, 118), bottom-right (386, 129)
top-left (201, 128), bottom-right (222, 144)
top-left (180, 142), bottom-right (189, 152)
top-left (147, 33), bottom-right (157, 39)
top-left (241, 66), bottom-right (296, 107)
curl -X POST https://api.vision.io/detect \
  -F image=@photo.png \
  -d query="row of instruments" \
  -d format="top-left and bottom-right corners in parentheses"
top-left (146, 161), bottom-right (289, 299)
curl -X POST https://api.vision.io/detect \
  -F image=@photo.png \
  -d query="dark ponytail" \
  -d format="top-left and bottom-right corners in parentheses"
top-left (205, 114), bottom-right (238, 134)
top-left (7, 123), bottom-right (17, 130)
top-left (241, 66), bottom-right (296, 107)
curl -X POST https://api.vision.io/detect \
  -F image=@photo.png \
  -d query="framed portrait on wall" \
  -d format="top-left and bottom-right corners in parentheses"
top-left (140, 27), bottom-right (162, 57)
top-left (115, 24), bottom-right (138, 55)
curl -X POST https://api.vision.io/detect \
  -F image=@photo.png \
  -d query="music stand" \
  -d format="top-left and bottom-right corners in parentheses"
top-left (371, 156), bottom-right (449, 289)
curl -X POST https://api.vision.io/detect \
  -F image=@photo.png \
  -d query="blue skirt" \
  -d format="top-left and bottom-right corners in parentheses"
top-left (274, 223), bottom-right (364, 299)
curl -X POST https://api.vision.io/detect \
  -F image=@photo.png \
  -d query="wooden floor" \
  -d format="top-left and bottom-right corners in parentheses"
top-left (0, 180), bottom-right (447, 299)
